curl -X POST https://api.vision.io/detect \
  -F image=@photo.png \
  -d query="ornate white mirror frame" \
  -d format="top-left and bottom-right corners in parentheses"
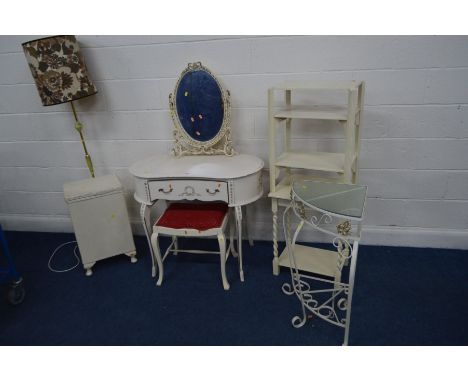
top-left (169, 62), bottom-right (235, 157)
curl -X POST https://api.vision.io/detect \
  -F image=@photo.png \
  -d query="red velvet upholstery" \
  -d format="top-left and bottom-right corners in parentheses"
top-left (156, 203), bottom-right (228, 231)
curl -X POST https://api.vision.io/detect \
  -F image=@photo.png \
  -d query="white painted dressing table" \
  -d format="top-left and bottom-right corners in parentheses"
top-left (130, 153), bottom-right (264, 277)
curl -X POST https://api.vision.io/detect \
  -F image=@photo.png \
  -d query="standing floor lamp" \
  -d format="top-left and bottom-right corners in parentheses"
top-left (22, 35), bottom-right (137, 275)
top-left (22, 35), bottom-right (97, 177)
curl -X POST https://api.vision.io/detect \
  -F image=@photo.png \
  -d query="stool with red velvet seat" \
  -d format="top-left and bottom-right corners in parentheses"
top-left (150, 202), bottom-right (239, 290)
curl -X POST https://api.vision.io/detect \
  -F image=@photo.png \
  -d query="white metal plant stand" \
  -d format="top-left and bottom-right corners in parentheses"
top-left (282, 179), bottom-right (367, 346)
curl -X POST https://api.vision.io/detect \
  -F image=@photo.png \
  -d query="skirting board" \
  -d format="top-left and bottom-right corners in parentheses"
top-left (1, 213), bottom-right (467, 250)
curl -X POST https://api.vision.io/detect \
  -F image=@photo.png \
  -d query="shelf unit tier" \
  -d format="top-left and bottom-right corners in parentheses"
top-left (268, 174), bottom-right (342, 200)
top-left (271, 80), bottom-right (363, 91)
top-left (278, 244), bottom-right (338, 278)
top-left (274, 105), bottom-right (350, 121)
top-left (268, 176), bottom-right (296, 200)
top-left (275, 151), bottom-right (345, 173)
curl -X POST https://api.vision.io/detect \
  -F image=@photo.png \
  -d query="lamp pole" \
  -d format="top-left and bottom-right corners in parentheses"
top-left (70, 100), bottom-right (95, 178)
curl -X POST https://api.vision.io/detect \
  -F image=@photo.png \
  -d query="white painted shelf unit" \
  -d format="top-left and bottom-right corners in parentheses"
top-left (268, 80), bottom-right (365, 275)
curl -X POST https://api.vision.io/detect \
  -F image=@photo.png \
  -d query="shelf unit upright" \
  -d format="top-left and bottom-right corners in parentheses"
top-left (268, 81), bottom-right (365, 275)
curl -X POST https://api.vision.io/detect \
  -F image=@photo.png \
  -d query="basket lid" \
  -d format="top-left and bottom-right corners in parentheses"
top-left (64, 174), bottom-right (123, 202)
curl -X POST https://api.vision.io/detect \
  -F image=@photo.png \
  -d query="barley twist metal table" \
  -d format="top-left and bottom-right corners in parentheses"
top-left (282, 179), bottom-right (367, 345)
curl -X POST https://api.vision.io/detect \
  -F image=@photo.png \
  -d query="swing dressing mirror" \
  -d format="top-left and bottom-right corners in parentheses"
top-left (169, 62), bottom-right (234, 156)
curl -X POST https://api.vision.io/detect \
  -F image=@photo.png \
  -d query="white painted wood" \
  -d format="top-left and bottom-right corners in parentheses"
top-left (150, 196), bottom-right (238, 290)
top-left (268, 82), bottom-right (363, 274)
top-left (130, 152), bottom-right (263, 284)
top-left (275, 152), bottom-right (345, 173)
top-left (130, 154), bottom-right (264, 207)
top-left (278, 245), bottom-right (339, 277)
top-left (268, 174), bottom-right (337, 200)
top-left (148, 180), bottom-right (229, 203)
top-left (129, 154), bottom-right (263, 180)
top-left (229, 171), bottom-right (264, 206)
top-left (218, 232), bottom-right (230, 290)
top-left (268, 178), bottom-right (292, 200)
top-left (274, 106), bottom-right (349, 121)
top-left (63, 175), bottom-right (137, 275)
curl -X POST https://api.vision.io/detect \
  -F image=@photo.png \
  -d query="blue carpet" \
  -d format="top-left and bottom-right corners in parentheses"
top-left (0, 231), bottom-right (467, 345)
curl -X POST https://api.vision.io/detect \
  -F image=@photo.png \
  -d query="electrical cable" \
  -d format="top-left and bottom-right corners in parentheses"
top-left (48, 241), bottom-right (81, 273)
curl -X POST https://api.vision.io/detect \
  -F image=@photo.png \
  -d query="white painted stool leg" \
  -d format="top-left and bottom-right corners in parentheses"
top-left (150, 232), bottom-right (164, 286)
top-left (172, 236), bottom-right (178, 255)
top-left (235, 206), bottom-right (244, 282)
top-left (217, 233), bottom-right (230, 290)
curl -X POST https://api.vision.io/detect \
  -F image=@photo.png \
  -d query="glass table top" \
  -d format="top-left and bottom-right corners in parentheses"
top-left (292, 179), bottom-right (367, 219)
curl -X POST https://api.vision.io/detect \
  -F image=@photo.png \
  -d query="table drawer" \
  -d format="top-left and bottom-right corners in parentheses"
top-left (148, 179), bottom-right (229, 202)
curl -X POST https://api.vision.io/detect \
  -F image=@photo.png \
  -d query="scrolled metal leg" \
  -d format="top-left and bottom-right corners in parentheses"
top-left (282, 204), bottom-right (310, 329)
top-left (281, 189), bottom-right (364, 345)
top-left (343, 241), bottom-right (359, 346)
top-left (290, 266), bottom-right (308, 329)
top-left (291, 312), bottom-right (307, 328)
top-left (289, 271), bottom-right (308, 329)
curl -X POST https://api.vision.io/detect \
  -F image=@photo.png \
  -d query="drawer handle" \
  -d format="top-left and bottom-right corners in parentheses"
top-left (206, 188), bottom-right (220, 195)
top-left (158, 185), bottom-right (173, 194)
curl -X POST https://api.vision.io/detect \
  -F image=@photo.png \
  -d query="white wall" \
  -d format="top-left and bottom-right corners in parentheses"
top-left (1, 35), bottom-right (467, 249)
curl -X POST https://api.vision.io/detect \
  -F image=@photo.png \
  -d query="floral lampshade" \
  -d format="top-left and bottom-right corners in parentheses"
top-left (22, 35), bottom-right (97, 106)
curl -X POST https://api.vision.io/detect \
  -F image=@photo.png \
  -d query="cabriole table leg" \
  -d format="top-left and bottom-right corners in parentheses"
top-left (140, 202), bottom-right (157, 277)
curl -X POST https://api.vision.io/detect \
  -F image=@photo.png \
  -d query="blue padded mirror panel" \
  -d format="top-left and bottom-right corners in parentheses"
top-left (175, 69), bottom-right (224, 142)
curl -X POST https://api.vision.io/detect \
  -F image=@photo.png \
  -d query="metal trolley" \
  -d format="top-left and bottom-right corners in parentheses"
top-left (0, 224), bottom-right (25, 305)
